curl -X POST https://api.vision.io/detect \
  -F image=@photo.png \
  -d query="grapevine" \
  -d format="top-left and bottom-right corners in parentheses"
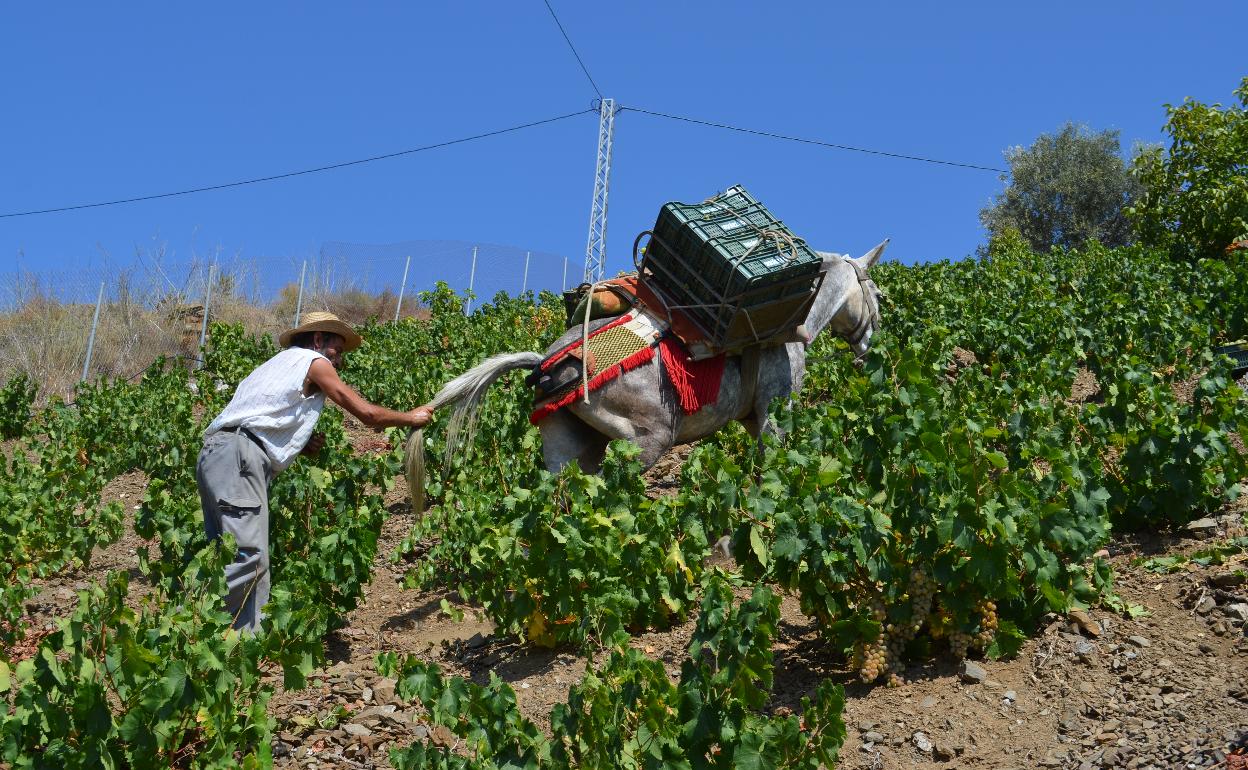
top-left (1, 232), bottom-right (1247, 768)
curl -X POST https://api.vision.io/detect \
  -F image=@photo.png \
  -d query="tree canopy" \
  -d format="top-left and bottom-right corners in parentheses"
top-left (980, 123), bottom-right (1140, 253)
top-left (1129, 77), bottom-right (1248, 261)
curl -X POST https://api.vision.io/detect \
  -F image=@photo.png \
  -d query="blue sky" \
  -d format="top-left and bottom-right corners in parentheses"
top-left (1, 2), bottom-right (1243, 299)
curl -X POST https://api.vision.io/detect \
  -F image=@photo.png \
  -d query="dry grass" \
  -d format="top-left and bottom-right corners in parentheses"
top-left (0, 268), bottom-right (427, 404)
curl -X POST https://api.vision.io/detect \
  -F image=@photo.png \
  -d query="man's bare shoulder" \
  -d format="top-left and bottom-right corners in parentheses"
top-left (305, 355), bottom-right (340, 396)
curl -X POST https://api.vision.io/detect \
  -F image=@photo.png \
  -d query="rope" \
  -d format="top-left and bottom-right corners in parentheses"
top-left (739, 229), bottom-right (801, 263)
top-left (580, 279), bottom-right (604, 403)
top-left (696, 195), bottom-right (807, 268)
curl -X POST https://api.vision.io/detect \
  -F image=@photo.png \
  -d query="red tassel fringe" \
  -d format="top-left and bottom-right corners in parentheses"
top-left (659, 337), bottom-right (726, 415)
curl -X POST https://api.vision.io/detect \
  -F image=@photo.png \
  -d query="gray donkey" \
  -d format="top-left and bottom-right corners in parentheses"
top-left (406, 241), bottom-right (886, 508)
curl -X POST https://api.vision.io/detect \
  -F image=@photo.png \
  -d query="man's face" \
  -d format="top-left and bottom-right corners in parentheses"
top-left (313, 332), bottom-right (346, 369)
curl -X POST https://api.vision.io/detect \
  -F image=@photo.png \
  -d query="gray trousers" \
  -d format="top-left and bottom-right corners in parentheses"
top-left (196, 430), bottom-right (273, 632)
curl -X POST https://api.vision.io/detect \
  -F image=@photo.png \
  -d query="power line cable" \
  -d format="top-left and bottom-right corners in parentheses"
top-left (621, 105), bottom-right (1008, 174)
top-left (540, 0), bottom-right (603, 100)
top-left (0, 108), bottom-right (596, 220)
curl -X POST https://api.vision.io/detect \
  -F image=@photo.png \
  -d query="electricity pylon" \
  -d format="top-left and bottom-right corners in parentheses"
top-left (583, 98), bottom-right (616, 284)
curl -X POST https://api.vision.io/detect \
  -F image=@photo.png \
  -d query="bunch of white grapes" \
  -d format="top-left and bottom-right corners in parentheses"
top-left (939, 597), bottom-right (998, 659)
top-left (853, 595), bottom-right (889, 683)
top-left (854, 570), bottom-right (938, 686)
top-left (974, 599), bottom-right (998, 649)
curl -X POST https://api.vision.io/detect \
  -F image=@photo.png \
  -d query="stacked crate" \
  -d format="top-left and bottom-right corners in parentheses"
top-left (1214, 340), bottom-right (1248, 379)
top-left (639, 185), bottom-right (826, 352)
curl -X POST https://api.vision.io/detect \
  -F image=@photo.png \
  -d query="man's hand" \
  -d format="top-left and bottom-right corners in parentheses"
top-left (408, 406), bottom-right (434, 429)
top-left (302, 432), bottom-right (326, 457)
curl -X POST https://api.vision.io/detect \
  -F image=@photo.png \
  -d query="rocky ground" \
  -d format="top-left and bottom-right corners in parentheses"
top-left (251, 495), bottom-right (1248, 770)
top-left (15, 418), bottom-right (1248, 770)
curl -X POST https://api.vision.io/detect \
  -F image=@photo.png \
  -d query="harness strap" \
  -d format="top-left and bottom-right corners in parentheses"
top-left (846, 260), bottom-right (879, 351)
top-left (736, 345), bottom-right (763, 421)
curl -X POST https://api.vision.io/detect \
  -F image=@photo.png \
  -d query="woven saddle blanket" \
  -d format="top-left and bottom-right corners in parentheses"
top-left (528, 308), bottom-right (727, 424)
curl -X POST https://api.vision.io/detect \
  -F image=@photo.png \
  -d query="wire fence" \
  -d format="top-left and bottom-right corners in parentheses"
top-left (0, 239), bottom-right (574, 400)
top-left (317, 240), bottom-right (573, 314)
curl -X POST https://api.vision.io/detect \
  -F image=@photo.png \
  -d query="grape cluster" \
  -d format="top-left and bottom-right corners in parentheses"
top-left (849, 575), bottom-right (997, 683)
top-left (856, 636), bottom-right (888, 683)
top-left (854, 571), bottom-right (937, 686)
top-left (938, 596), bottom-right (998, 659)
top-left (975, 599), bottom-right (998, 649)
top-left (948, 628), bottom-right (972, 660)
top-left (908, 570), bottom-right (936, 632)
top-left (854, 596), bottom-right (889, 683)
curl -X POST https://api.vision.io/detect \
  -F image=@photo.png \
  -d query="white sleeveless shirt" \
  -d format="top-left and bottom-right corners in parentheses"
top-left (205, 347), bottom-right (328, 473)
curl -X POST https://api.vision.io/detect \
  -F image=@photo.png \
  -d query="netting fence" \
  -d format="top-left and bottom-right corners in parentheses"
top-left (318, 240), bottom-right (573, 314)
top-left (0, 239), bottom-right (575, 400)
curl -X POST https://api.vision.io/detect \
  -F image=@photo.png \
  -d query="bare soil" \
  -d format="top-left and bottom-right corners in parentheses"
top-left (13, 426), bottom-right (1248, 770)
top-left (20, 470), bottom-right (151, 633)
top-left (1071, 367), bottom-right (1102, 404)
top-left (256, 497), bottom-right (1248, 770)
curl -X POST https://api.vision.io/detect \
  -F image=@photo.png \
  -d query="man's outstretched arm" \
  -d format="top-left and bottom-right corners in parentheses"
top-left (307, 358), bottom-right (433, 429)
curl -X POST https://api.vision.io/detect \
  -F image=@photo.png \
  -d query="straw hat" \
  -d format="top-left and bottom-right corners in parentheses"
top-left (279, 311), bottom-right (363, 352)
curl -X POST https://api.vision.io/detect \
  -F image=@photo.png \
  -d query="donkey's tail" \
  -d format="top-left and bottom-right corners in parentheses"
top-left (406, 351), bottom-right (543, 513)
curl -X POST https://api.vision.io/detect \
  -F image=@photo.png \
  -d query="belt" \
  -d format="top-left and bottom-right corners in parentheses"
top-left (219, 425), bottom-right (264, 450)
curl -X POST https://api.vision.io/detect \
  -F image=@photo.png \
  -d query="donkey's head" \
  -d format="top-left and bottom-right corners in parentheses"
top-left (809, 240), bottom-right (887, 358)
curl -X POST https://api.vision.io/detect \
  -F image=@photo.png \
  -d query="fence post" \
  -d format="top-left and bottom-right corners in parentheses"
top-left (394, 254), bottom-right (412, 323)
top-left (562, 257), bottom-right (568, 293)
top-left (522, 251), bottom-right (531, 295)
top-left (80, 281), bottom-right (105, 382)
top-left (196, 264), bottom-right (215, 369)
top-left (464, 246), bottom-right (478, 315)
top-left (294, 260), bottom-right (307, 326)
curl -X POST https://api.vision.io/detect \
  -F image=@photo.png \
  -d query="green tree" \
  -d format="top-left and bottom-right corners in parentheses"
top-left (1129, 77), bottom-right (1248, 261)
top-left (981, 123), bottom-right (1141, 252)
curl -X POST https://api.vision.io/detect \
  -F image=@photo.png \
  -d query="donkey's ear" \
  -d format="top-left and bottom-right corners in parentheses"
top-left (853, 239), bottom-right (889, 270)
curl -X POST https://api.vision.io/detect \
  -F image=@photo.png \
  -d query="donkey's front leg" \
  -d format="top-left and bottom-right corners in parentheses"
top-left (744, 344), bottom-right (801, 449)
top-left (745, 389), bottom-right (792, 458)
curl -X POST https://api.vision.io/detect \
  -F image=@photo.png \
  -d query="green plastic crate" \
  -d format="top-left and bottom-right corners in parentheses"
top-left (1214, 340), bottom-right (1248, 377)
top-left (642, 236), bottom-right (824, 350)
top-left (651, 186), bottom-right (820, 284)
top-left (640, 185), bottom-right (826, 349)
top-left (647, 231), bottom-right (817, 305)
top-left (656, 201), bottom-right (779, 252)
top-left (650, 186), bottom-right (822, 293)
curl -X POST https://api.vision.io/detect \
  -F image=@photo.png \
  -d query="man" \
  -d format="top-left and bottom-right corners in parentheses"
top-left (197, 311), bottom-right (432, 631)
